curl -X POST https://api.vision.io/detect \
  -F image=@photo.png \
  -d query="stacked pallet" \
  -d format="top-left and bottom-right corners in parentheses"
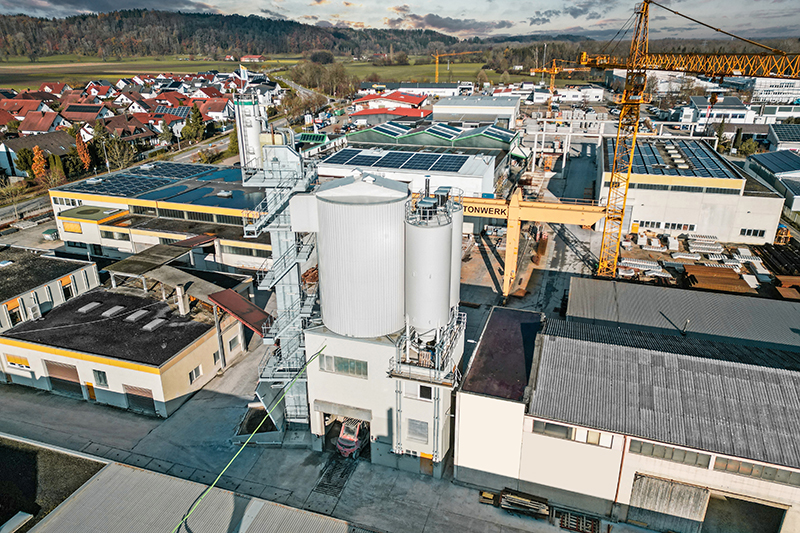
top-left (671, 252), bottom-right (701, 260)
top-left (684, 264), bottom-right (756, 294)
top-left (689, 241), bottom-right (724, 254)
top-left (499, 488), bottom-right (550, 519)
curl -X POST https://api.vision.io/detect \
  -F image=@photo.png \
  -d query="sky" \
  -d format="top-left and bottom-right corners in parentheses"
top-left (0, 0), bottom-right (798, 41)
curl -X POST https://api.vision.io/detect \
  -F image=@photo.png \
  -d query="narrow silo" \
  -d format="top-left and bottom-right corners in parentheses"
top-left (315, 173), bottom-right (408, 338)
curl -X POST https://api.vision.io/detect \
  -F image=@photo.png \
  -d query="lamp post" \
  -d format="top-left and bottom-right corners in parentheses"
top-left (101, 139), bottom-right (110, 172)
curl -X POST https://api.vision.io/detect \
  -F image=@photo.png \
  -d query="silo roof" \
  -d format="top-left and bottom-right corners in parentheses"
top-left (317, 174), bottom-right (409, 204)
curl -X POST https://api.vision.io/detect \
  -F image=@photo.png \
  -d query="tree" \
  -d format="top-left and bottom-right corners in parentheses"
top-left (226, 124), bottom-right (238, 157)
top-left (76, 134), bottom-right (91, 171)
top-left (31, 145), bottom-right (47, 181)
top-left (0, 182), bottom-right (26, 220)
top-left (6, 119), bottom-right (19, 134)
top-left (738, 138), bottom-right (759, 157)
top-left (106, 139), bottom-right (135, 170)
top-left (394, 51), bottom-right (409, 66)
top-left (715, 117), bottom-right (728, 153)
top-left (14, 147), bottom-right (34, 178)
top-left (476, 69), bottom-right (489, 86)
top-left (733, 128), bottom-right (743, 150)
top-left (92, 119), bottom-right (108, 142)
top-left (500, 71), bottom-right (511, 85)
top-left (181, 105), bottom-right (205, 143)
top-left (309, 50), bottom-right (334, 64)
top-left (158, 122), bottom-right (175, 144)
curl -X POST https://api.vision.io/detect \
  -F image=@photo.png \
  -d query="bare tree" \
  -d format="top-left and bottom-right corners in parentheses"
top-left (106, 139), bottom-right (136, 170)
top-left (0, 182), bottom-right (27, 220)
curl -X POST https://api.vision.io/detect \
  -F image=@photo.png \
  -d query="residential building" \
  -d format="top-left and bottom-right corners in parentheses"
top-left (17, 111), bottom-right (70, 136)
top-left (38, 82), bottom-right (72, 96)
top-left (767, 124), bottom-right (800, 152)
top-left (240, 55), bottom-right (264, 63)
top-left (197, 98), bottom-right (234, 122)
top-left (0, 246), bottom-right (99, 334)
top-left (596, 137), bottom-right (785, 243)
top-left (455, 298), bottom-right (800, 533)
top-left (745, 150), bottom-right (800, 211)
top-left (353, 91), bottom-right (427, 111)
top-left (60, 103), bottom-right (114, 124)
top-left (79, 114), bottom-right (157, 145)
top-left (432, 96), bottom-right (520, 129)
top-left (0, 99), bottom-right (54, 120)
top-left (349, 108), bottom-right (431, 126)
top-left (0, 131), bottom-right (76, 178)
top-left (87, 85), bottom-right (118, 99)
top-left (0, 280), bottom-right (247, 417)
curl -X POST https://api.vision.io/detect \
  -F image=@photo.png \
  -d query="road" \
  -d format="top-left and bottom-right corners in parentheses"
top-left (171, 135), bottom-right (232, 163)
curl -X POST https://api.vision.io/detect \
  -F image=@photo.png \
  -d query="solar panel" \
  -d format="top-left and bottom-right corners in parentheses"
top-left (428, 124), bottom-right (460, 140)
top-left (126, 162), bottom-right (212, 179)
top-left (323, 148), bottom-right (361, 165)
top-left (373, 122), bottom-right (411, 137)
top-left (63, 174), bottom-right (178, 197)
top-left (374, 151), bottom-right (413, 169)
top-left (402, 153), bottom-right (442, 170)
top-left (154, 105), bottom-right (191, 118)
top-left (430, 155), bottom-right (468, 173)
top-left (348, 155), bottom-right (382, 167)
top-left (298, 133), bottom-right (326, 143)
top-left (772, 124), bottom-right (800, 142)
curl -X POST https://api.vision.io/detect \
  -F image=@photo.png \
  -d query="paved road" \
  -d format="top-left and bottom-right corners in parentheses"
top-left (172, 135), bottom-right (232, 164)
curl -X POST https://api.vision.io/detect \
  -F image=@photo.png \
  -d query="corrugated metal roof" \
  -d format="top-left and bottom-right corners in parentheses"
top-left (566, 277), bottom-right (800, 352)
top-left (749, 150), bottom-right (800, 176)
top-left (530, 319), bottom-right (800, 469)
top-left (30, 463), bottom-right (354, 533)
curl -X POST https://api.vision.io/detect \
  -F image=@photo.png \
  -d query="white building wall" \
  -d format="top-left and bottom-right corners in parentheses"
top-left (317, 167), bottom-right (491, 198)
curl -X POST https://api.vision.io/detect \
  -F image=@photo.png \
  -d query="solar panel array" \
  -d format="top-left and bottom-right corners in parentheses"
top-left (772, 124), bottom-right (800, 142)
top-left (297, 133), bottom-right (327, 144)
top-left (154, 105), bottom-right (191, 118)
top-left (750, 150), bottom-right (800, 175)
top-left (64, 104), bottom-right (102, 113)
top-left (428, 123), bottom-right (461, 140)
top-left (125, 162), bottom-right (212, 179)
top-left (64, 174), bottom-right (178, 197)
top-left (373, 121), bottom-right (412, 137)
top-left (321, 149), bottom-right (470, 173)
top-left (606, 139), bottom-right (737, 179)
top-left (483, 125), bottom-right (515, 143)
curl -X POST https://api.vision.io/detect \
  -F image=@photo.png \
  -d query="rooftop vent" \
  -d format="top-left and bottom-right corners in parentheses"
top-left (216, 190), bottom-right (233, 198)
top-left (86, 178), bottom-right (103, 185)
top-left (125, 309), bottom-right (149, 322)
top-left (142, 318), bottom-right (166, 332)
top-left (77, 302), bottom-right (102, 314)
top-left (101, 305), bottom-right (125, 318)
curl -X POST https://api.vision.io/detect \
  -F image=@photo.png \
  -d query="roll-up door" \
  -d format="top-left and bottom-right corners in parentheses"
top-left (123, 384), bottom-right (157, 416)
top-left (627, 474), bottom-right (709, 533)
top-left (44, 360), bottom-right (82, 397)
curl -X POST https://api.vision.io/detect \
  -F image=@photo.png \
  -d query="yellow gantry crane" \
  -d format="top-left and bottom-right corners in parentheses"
top-left (529, 59), bottom-right (590, 111)
top-left (431, 51), bottom-right (482, 83)
top-left (579, 0), bottom-right (800, 278)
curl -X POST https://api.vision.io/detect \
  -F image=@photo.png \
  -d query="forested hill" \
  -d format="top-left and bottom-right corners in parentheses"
top-left (0, 10), bottom-right (459, 59)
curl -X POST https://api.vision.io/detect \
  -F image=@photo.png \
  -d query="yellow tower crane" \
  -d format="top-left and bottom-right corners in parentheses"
top-left (529, 59), bottom-right (590, 111)
top-left (580, 0), bottom-right (800, 278)
top-left (431, 51), bottom-right (482, 83)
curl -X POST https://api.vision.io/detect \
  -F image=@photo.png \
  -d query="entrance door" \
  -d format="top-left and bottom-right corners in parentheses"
top-left (44, 360), bottom-right (82, 397)
top-left (627, 474), bottom-right (709, 533)
top-left (123, 384), bottom-right (157, 416)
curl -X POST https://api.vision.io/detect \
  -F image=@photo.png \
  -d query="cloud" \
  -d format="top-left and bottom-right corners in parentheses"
top-left (300, 14), bottom-right (319, 20)
top-left (563, 0), bottom-right (615, 19)
top-left (260, 8), bottom-right (287, 19)
top-left (343, 1), bottom-right (361, 6)
top-left (309, 0), bottom-right (329, 5)
top-left (528, 9), bottom-right (560, 25)
top-left (385, 11), bottom-right (514, 35)
top-left (389, 4), bottom-right (410, 14)
top-left (0, 0), bottom-right (218, 17)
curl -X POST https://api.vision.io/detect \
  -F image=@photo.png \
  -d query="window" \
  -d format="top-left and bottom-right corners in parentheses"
top-left (637, 183), bottom-right (670, 191)
top-left (228, 335), bottom-right (240, 352)
top-left (705, 187), bottom-right (739, 195)
top-left (318, 354), bottom-right (368, 379)
top-left (419, 385), bottom-right (432, 400)
top-left (159, 238), bottom-right (180, 245)
top-left (63, 222), bottom-right (82, 234)
top-left (159, 208), bottom-right (185, 219)
top-left (670, 185), bottom-right (704, 193)
top-left (714, 457), bottom-right (800, 487)
top-left (100, 230), bottom-right (130, 241)
top-left (740, 228), bottom-right (766, 238)
top-left (629, 439), bottom-right (710, 469)
top-left (213, 351), bottom-right (220, 365)
top-left (407, 419), bottom-right (428, 443)
top-left (189, 365), bottom-right (202, 384)
top-left (405, 383), bottom-right (433, 401)
top-left (216, 214), bottom-right (242, 226)
top-left (5, 354), bottom-right (30, 369)
top-left (533, 420), bottom-right (573, 440)
top-left (132, 205), bottom-right (157, 216)
top-left (62, 283), bottom-right (74, 301)
top-left (66, 241), bottom-right (87, 249)
top-left (93, 369), bottom-right (108, 388)
top-left (187, 211), bottom-right (214, 223)
top-left (8, 304), bottom-right (23, 326)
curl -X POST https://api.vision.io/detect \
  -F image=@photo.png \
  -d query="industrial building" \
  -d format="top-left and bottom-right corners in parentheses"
top-left (431, 96), bottom-right (519, 128)
top-left (345, 121), bottom-right (520, 152)
top-left (768, 124), bottom-right (800, 152)
top-left (0, 245), bottom-right (100, 333)
top-left (684, 96), bottom-right (757, 126)
top-left (454, 280), bottom-right (800, 533)
top-left (0, 280), bottom-right (247, 417)
top-left (293, 173), bottom-right (466, 478)
top-left (745, 150), bottom-right (800, 212)
top-left (723, 76), bottom-right (800, 104)
top-left (48, 163), bottom-right (270, 272)
top-left (596, 137), bottom-right (785, 243)
top-left (357, 81), bottom-right (469, 97)
top-left (316, 146), bottom-right (498, 198)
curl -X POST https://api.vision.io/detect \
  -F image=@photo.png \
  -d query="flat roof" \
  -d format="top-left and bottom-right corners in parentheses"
top-left (57, 205), bottom-right (125, 222)
top-left (603, 138), bottom-right (743, 179)
top-left (106, 215), bottom-right (271, 246)
top-left (434, 96), bottom-right (519, 107)
top-left (771, 124), bottom-right (800, 143)
top-left (318, 146), bottom-right (495, 178)
top-left (567, 277), bottom-right (800, 352)
top-left (29, 463), bottom-right (354, 533)
top-left (3, 288), bottom-right (213, 366)
top-left (0, 246), bottom-right (89, 304)
top-left (106, 244), bottom-right (189, 276)
top-left (54, 162), bottom-right (265, 212)
top-left (531, 319), bottom-right (800, 469)
top-left (749, 150), bottom-right (800, 175)
top-left (461, 307), bottom-right (542, 402)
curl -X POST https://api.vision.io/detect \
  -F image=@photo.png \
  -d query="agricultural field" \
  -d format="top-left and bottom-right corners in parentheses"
top-left (0, 55), bottom-right (299, 92)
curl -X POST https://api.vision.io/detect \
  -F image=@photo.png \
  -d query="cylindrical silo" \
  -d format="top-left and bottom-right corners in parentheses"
top-left (405, 200), bottom-right (452, 338)
top-left (316, 173), bottom-right (408, 338)
top-left (449, 200), bottom-right (463, 309)
top-left (234, 98), bottom-right (263, 169)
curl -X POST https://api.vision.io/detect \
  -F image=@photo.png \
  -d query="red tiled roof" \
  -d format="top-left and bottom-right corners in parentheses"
top-left (61, 104), bottom-right (106, 123)
top-left (354, 91), bottom-right (427, 106)
top-left (19, 111), bottom-right (60, 133)
top-left (39, 82), bottom-right (67, 93)
top-left (351, 108), bottom-right (432, 118)
top-left (198, 98), bottom-right (230, 115)
top-left (0, 109), bottom-right (16, 126)
top-left (0, 99), bottom-right (42, 118)
top-left (194, 87), bottom-right (224, 98)
top-left (132, 112), bottom-right (183, 126)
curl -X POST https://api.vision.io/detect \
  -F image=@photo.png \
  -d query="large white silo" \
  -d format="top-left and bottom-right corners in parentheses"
top-left (405, 198), bottom-right (453, 338)
top-left (234, 98), bottom-right (264, 169)
top-left (316, 173), bottom-right (409, 338)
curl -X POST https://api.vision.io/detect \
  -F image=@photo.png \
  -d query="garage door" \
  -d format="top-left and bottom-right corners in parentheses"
top-left (627, 474), bottom-right (709, 533)
top-left (44, 360), bottom-right (82, 397)
top-left (123, 385), bottom-right (157, 416)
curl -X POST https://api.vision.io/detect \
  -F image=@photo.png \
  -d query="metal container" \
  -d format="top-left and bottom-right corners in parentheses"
top-left (405, 208), bottom-right (453, 338)
top-left (234, 99), bottom-right (263, 169)
top-left (316, 174), bottom-right (408, 337)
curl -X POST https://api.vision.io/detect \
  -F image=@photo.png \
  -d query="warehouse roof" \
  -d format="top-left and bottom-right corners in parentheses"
top-left (3, 288), bottom-right (213, 366)
top-left (770, 124), bottom-right (800, 143)
top-left (0, 246), bottom-right (90, 304)
top-left (461, 307), bottom-right (542, 402)
top-left (567, 277), bottom-right (800, 352)
top-left (531, 319), bottom-right (800, 469)
top-left (29, 463), bottom-right (359, 533)
top-left (434, 96), bottom-right (519, 107)
top-left (749, 150), bottom-right (800, 176)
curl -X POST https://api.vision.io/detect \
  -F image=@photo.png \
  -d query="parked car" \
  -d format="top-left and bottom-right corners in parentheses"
top-left (336, 418), bottom-right (369, 459)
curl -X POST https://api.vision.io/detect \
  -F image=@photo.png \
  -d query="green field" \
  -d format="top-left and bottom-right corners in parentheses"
top-left (0, 55), bottom-right (299, 92)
